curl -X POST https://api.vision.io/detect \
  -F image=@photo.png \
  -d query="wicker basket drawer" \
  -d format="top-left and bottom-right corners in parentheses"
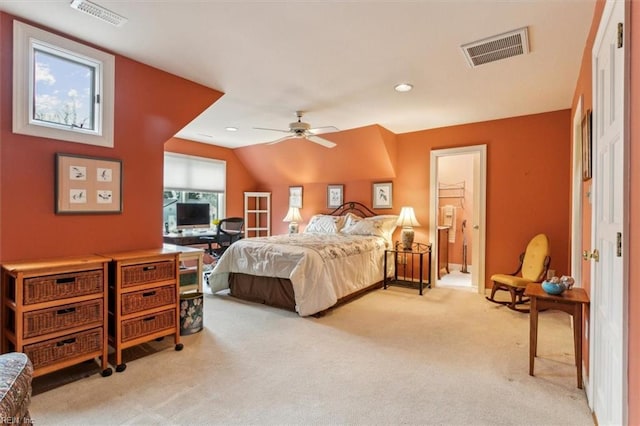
top-left (121, 261), bottom-right (175, 288)
top-left (23, 299), bottom-right (103, 339)
top-left (24, 327), bottom-right (103, 370)
top-left (23, 270), bottom-right (104, 305)
top-left (121, 285), bottom-right (176, 315)
top-left (121, 309), bottom-right (175, 342)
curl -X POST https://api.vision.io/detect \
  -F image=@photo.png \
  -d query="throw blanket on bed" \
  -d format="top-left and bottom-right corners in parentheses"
top-left (208, 233), bottom-right (387, 316)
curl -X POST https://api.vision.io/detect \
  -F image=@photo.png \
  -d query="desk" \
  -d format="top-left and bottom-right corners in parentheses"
top-left (524, 283), bottom-right (590, 389)
top-left (163, 231), bottom-right (216, 247)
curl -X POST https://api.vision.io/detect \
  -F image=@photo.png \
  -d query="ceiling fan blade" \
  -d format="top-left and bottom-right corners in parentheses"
top-left (309, 126), bottom-right (339, 134)
top-left (266, 135), bottom-right (296, 145)
top-left (306, 135), bottom-right (337, 148)
top-left (253, 127), bottom-right (291, 133)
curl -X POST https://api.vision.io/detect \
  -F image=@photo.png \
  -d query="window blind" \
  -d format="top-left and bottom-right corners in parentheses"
top-left (164, 153), bottom-right (226, 192)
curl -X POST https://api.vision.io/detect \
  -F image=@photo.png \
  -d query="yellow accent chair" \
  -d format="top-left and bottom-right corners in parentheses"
top-left (486, 233), bottom-right (551, 312)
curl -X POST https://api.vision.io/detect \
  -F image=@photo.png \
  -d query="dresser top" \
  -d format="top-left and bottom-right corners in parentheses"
top-left (1, 254), bottom-right (109, 272)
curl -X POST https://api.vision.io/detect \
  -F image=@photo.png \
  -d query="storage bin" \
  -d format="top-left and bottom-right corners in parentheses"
top-left (179, 292), bottom-right (203, 335)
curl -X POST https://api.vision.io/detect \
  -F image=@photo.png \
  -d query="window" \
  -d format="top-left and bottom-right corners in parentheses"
top-left (13, 20), bottom-right (115, 147)
top-left (163, 153), bottom-right (226, 230)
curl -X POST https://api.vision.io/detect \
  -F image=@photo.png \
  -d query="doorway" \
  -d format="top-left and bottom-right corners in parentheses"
top-left (429, 145), bottom-right (486, 294)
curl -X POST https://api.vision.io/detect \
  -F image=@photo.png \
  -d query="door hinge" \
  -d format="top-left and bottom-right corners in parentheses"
top-left (96, 94), bottom-right (101, 104)
top-left (618, 23), bottom-right (624, 48)
top-left (617, 232), bottom-right (622, 257)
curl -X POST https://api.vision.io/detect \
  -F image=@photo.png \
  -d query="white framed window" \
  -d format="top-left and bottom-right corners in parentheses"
top-left (13, 20), bottom-right (115, 147)
top-left (163, 153), bottom-right (227, 229)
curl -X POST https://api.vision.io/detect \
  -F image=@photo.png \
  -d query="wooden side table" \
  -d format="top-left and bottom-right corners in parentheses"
top-left (524, 283), bottom-right (590, 389)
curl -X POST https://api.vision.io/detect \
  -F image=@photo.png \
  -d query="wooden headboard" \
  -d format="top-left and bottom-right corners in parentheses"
top-left (327, 201), bottom-right (377, 218)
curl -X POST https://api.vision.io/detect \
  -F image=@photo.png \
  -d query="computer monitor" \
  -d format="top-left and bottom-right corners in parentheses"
top-left (176, 203), bottom-right (210, 230)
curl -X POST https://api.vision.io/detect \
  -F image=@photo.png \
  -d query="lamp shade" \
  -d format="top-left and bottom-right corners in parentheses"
top-left (283, 207), bottom-right (302, 223)
top-left (397, 206), bottom-right (419, 250)
top-left (396, 207), bottom-right (420, 228)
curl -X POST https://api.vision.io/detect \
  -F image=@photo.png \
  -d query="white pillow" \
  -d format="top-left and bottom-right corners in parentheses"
top-left (341, 215), bottom-right (398, 241)
top-left (304, 214), bottom-right (346, 234)
top-left (369, 215), bottom-right (399, 234)
top-left (342, 212), bottom-right (362, 229)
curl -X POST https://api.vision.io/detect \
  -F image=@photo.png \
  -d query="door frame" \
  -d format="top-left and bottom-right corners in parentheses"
top-left (429, 145), bottom-right (487, 293)
top-left (570, 95), bottom-right (583, 286)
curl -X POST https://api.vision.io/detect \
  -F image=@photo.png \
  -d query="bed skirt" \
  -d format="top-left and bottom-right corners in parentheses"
top-left (227, 272), bottom-right (383, 315)
top-left (229, 273), bottom-right (296, 311)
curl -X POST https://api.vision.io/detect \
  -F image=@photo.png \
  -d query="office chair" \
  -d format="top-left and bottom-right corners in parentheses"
top-left (486, 233), bottom-right (551, 312)
top-left (200, 217), bottom-right (244, 259)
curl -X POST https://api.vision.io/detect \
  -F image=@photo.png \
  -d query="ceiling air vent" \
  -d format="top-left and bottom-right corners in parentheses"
top-left (461, 27), bottom-right (529, 68)
top-left (70, 0), bottom-right (128, 27)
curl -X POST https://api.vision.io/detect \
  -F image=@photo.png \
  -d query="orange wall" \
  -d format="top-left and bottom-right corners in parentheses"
top-left (235, 125), bottom-right (397, 186)
top-left (235, 124), bottom-right (401, 236)
top-left (397, 111), bottom-right (571, 285)
top-left (164, 137), bottom-right (258, 218)
top-left (235, 110), bottom-right (572, 285)
top-left (0, 13), bottom-right (223, 262)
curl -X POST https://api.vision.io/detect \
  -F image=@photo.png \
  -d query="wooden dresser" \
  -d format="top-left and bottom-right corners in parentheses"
top-left (1, 255), bottom-right (112, 377)
top-left (437, 226), bottom-right (450, 279)
top-left (103, 249), bottom-right (182, 372)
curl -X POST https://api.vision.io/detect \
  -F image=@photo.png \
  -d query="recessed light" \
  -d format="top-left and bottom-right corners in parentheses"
top-left (196, 133), bottom-right (213, 138)
top-left (394, 83), bottom-right (413, 92)
top-left (225, 127), bottom-right (238, 132)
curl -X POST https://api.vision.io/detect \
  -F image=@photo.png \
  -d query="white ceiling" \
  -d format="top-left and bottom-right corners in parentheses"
top-left (0, 1), bottom-right (595, 149)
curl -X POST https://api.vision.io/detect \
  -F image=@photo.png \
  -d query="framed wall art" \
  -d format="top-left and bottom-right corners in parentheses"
top-left (55, 153), bottom-right (122, 214)
top-left (582, 109), bottom-right (592, 181)
top-left (373, 182), bottom-right (393, 209)
top-left (289, 186), bottom-right (303, 208)
top-left (327, 184), bottom-right (344, 208)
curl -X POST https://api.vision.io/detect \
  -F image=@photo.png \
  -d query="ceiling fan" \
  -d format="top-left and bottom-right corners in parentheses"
top-left (254, 111), bottom-right (338, 148)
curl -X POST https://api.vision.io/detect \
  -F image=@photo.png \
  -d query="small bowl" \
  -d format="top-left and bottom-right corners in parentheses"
top-left (541, 280), bottom-right (567, 295)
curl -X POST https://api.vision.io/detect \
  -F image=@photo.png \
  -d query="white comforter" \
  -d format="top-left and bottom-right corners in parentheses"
top-left (208, 233), bottom-right (389, 316)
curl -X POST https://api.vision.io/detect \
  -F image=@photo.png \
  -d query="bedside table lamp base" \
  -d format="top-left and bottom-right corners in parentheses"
top-left (397, 206), bottom-right (420, 251)
top-left (401, 228), bottom-right (414, 250)
top-left (288, 222), bottom-right (299, 234)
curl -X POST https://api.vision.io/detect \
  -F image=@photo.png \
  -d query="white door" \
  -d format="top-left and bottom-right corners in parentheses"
top-left (429, 145), bottom-right (487, 293)
top-left (589, 0), bottom-right (627, 424)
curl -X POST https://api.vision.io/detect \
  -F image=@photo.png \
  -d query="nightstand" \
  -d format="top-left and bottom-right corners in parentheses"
top-left (383, 241), bottom-right (432, 295)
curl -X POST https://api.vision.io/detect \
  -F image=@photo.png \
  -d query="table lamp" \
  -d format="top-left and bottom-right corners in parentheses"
top-left (396, 206), bottom-right (420, 250)
top-left (283, 207), bottom-right (303, 234)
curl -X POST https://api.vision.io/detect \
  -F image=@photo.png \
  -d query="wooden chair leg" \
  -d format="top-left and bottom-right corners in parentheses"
top-left (506, 287), bottom-right (530, 313)
top-left (486, 282), bottom-right (510, 306)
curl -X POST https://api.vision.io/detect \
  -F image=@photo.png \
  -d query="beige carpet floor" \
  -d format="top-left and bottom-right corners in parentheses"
top-left (30, 286), bottom-right (594, 425)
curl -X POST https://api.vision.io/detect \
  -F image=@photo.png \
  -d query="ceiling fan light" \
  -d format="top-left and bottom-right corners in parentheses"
top-left (394, 83), bottom-right (413, 92)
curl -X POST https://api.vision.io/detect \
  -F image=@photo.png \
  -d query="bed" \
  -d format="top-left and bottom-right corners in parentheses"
top-left (208, 202), bottom-right (397, 316)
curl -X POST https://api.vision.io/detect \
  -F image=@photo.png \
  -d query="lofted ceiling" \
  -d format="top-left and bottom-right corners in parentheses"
top-left (0, 1), bottom-right (595, 149)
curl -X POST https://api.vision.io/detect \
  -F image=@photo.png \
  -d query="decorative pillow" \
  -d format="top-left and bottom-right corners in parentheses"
top-left (304, 214), bottom-right (346, 234)
top-left (342, 212), bottom-right (363, 229)
top-left (341, 214), bottom-right (398, 242)
top-left (369, 215), bottom-right (399, 233)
